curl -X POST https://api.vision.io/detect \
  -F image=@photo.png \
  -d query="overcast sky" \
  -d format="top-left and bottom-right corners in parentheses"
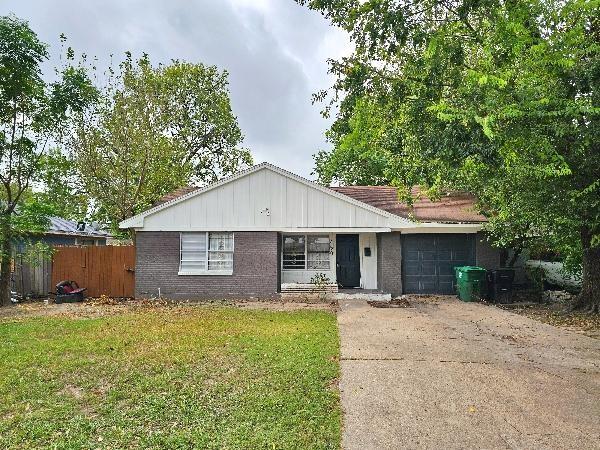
top-left (3, 0), bottom-right (351, 179)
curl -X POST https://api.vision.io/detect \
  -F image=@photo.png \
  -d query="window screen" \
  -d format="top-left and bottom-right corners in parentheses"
top-left (180, 232), bottom-right (234, 273)
top-left (282, 235), bottom-right (306, 269)
top-left (307, 235), bottom-right (331, 270)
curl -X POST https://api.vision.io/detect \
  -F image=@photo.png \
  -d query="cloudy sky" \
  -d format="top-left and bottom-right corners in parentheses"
top-left (3, 0), bottom-right (351, 179)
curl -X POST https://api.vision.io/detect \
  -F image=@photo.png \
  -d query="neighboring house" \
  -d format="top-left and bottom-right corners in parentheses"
top-left (14, 217), bottom-right (111, 253)
top-left (119, 163), bottom-right (501, 299)
top-left (33, 217), bottom-right (111, 247)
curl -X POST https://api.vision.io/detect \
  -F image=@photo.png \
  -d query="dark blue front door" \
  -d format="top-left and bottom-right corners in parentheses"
top-left (336, 234), bottom-right (360, 288)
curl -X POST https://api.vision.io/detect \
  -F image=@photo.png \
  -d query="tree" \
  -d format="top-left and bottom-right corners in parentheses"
top-left (70, 54), bottom-right (252, 235)
top-left (0, 15), bottom-right (96, 306)
top-left (36, 148), bottom-right (90, 221)
top-left (299, 0), bottom-right (600, 311)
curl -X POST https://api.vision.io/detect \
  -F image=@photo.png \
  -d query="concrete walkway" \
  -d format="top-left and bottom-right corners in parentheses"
top-left (338, 297), bottom-right (600, 449)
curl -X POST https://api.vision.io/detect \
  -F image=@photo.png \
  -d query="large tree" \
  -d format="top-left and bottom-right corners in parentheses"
top-left (70, 54), bottom-right (252, 235)
top-left (36, 148), bottom-right (90, 221)
top-left (299, 0), bottom-right (600, 311)
top-left (0, 15), bottom-right (96, 306)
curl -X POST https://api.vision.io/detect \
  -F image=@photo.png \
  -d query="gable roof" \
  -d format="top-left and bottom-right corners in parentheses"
top-left (330, 186), bottom-right (486, 223)
top-left (119, 163), bottom-right (411, 229)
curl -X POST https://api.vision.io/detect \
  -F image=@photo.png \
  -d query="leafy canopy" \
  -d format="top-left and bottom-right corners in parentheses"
top-left (69, 54), bottom-right (252, 235)
top-left (300, 0), bottom-right (600, 275)
top-left (0, 15), bottom-right (96, 304)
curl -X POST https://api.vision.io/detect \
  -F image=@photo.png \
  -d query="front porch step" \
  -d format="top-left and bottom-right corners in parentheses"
top-left (281, 283), bottom-right (338, 294)
top-left (334, 292), bottom-right (392, 301)
top-left (280, 283), bottom-right (391, 302)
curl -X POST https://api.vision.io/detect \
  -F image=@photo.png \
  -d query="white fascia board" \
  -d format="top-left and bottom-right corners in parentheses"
top-left (118, 162), bottom-right (413, 229)
top-left (120, 216), bottom-right (144, 229)
top-left (396, 223), bottom-right (483, 233)
top-left (132, 226), bottom-right (393, 233)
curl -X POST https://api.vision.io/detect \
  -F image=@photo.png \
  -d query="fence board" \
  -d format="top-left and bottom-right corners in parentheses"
top-left (12, 252), bottom-right (53, 298)
top-left (52, 246), bottom-right (135, 298)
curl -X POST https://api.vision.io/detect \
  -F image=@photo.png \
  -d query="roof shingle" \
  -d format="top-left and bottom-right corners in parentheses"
top-left (48, 217), bottom-right (111, 237)
top-left (153, 186), bottom-right (199, 207)
top-left (330, 186), bottom-right (486, 223)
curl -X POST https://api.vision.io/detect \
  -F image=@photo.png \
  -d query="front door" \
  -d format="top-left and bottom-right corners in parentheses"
top-left (336, 234), bottom-right (360, 288)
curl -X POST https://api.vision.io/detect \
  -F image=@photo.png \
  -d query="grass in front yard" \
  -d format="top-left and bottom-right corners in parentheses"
top-left (0, 305), bottom-right (340, 449)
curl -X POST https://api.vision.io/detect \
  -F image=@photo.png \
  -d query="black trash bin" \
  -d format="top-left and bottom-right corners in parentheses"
top-left (487, 269), bottom-right (515, 303)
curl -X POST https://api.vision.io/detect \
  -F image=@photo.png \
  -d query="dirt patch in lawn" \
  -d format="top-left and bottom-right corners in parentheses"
top-left (368, 298), bottom-right (411, 308)
top-left (0, 297), bottom-right (334, 320)
top-left (498, 302), bottom-right (600, 339)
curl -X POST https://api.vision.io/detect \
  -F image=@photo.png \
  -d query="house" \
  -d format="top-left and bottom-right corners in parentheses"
top-left (14, 217), bottom-right (111, 254)
top-left (119, 163), bottom-right (501, 299)
top-left (36, 217), bottom-right (111, 247)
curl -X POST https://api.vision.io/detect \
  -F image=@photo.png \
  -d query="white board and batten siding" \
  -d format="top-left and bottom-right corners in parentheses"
top-left (135, 165), bottom-right (402, 231)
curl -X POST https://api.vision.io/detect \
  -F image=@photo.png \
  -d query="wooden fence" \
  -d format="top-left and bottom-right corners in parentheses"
top-left (52, 246), bottom-right (135, 298)
top-left (12, 252), bottom-right (53, 298)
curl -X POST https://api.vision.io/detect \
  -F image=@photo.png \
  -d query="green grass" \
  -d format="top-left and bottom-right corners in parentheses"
top-left (0, 306), bottom-right (340, 449)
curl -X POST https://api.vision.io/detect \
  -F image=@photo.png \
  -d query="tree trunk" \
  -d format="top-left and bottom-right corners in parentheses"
top-left (572, 227), bottom-right (600, 313)
top-left (0, 221), bottom-right (12, 307)
top-left (507, 246), bottom-right (523, 268)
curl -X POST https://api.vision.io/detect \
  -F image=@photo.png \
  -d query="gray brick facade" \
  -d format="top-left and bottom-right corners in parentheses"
top-left (475, 232), bottom-right (501, 270)
top-left (135, 231), bottom-right (280, 300)
top-left (377, 232), bottom-right (402, 296)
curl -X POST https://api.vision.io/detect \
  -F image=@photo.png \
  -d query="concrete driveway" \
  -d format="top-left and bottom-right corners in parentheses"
top-left (338, 297), bottom-right (600, 449)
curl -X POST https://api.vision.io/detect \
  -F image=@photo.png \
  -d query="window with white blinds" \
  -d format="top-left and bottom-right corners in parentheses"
top-left (180, 232), bottom-right (234, 274)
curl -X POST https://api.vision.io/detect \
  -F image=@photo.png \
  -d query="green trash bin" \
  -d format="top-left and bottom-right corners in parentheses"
top-left (455, 266), bottom-right (487, 302)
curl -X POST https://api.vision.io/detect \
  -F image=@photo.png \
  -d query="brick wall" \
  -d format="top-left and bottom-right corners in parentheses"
top-left (135, 231), bottom-right (280, 300)
top-left (377, 232), bottom-right (402, 296)
top-left (475, 232), bottom-right (501, 269)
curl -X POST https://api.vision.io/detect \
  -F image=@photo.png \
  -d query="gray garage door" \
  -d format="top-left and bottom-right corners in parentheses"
top-left (402, 234), bottom-right (475, 294)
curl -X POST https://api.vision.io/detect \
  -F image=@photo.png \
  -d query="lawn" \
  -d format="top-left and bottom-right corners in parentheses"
top-left (0, 305), bottom-right (341, 449)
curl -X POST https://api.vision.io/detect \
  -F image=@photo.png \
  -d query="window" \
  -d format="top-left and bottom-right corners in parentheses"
top-left (208, 232), bottom-right (234, 270)
top-left (180, 232), bottom-right (234, 274)
top-left (282, 234), bottom-right (330, 270)
top-left (283, 235), bottom-right (305, 269)
top-left (307, 235), bottom-right (330, 269)
top-left (76, 238), bottom-right (96, 246)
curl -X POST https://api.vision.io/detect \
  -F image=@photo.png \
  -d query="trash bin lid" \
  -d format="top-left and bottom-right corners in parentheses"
top-left (456, 266), bottom-right (487, 272)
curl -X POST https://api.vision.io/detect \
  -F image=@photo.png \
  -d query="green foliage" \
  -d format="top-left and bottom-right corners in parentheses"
top-left (14, 240), bottom-right (53, 266)
top-left (37, 148), bottom-right (89, 221)
top-left (70, 54), bottom-right (252, 235)
top-left (0, 15), bottom-right (96, 304)
top-left (310, 272), bottom-right (332, 285)
top-left (9, 198), bottom-right (54, 237)
top-left (0, 306), bottom-right (341, 449)
top-left (300, 1), bottom-right (600, 282)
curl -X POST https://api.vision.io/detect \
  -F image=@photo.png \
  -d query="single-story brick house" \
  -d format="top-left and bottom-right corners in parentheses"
top-left (119, 163), bottom-right (500, 299)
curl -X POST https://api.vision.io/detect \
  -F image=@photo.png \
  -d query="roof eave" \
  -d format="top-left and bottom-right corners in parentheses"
top-left (394, 222), bottom-right (483, 233)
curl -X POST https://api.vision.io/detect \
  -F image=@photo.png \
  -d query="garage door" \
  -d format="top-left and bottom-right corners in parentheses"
top-left (402, 234), bottom-right (475, 294)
